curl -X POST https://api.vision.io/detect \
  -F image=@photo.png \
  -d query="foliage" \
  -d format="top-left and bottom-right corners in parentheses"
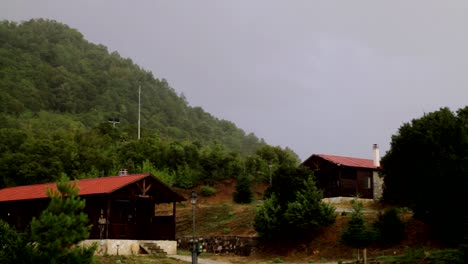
top-left (372, 208), bottom-right (405, 246)
top-left (233, 175), bottom-right (253, 204)
top-left (272, 257), bottom-right (284, 263)
top-left (0, 19), bottom-right (300, 189)
top-left (284, 176), bottom-right (336, 235)
top-left (30, 175), bottom-right (96, 263)
top-left (425, 249), bottom-right (464, 264)
top-left (254, 194), bottom-right (283, 239)
top-left (137, 159), bottom-right (175, 186)
top-left (0, 220), bottom-right (33, 264)
top-left (375, 247), bottom-right (464, 264)
top-left (199, 185), bottom-right (217, 196)
top-left (340, 200), bottom-right (376, 249)
top-left (254, 166), bottom-right (336, 239)
top-left (381, 106), bottom-right (468, 245)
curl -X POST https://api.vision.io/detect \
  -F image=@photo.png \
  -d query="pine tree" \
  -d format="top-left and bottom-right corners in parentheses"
top-left (30, 174), bottom-right (96, 264)
top-left (341, 199), bottom-right (376, 263)
top-left (284, 175), bottom-right (336, 236)
top-left (254, 168), bottom-right (336, 239)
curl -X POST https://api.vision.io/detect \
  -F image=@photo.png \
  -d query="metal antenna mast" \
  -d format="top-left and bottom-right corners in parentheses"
top-left (138, 85), bottom-right (141, 140)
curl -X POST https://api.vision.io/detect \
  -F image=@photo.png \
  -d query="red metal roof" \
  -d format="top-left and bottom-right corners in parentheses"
top-left (314, 154), bottom-right (378, 169)
top-left (0, 174), bottom-right (150, 202)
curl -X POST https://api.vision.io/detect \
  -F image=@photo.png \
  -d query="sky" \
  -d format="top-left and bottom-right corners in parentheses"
top-left (1, 1), bottom-right (468, 161)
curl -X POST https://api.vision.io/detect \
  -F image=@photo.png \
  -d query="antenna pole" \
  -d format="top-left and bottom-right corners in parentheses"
top-left (138, 85), bottom-right (141, 140)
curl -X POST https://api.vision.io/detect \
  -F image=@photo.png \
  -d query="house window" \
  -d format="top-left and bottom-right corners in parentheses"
top-left (367, 177), bottom-right (372, 189)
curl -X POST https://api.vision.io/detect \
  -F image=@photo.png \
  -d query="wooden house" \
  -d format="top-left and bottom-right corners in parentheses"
top-left (0, 173), bottom-right (186, 240)
top-left (302, 144), bottom-right (383, 199)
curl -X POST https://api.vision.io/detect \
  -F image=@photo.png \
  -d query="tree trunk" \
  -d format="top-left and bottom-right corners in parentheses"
top-left (363, 248), bottom-right (367, 264)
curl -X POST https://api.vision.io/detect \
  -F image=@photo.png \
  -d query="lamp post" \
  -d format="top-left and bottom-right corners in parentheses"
top-left (191, 191), bottom-right (198, 264)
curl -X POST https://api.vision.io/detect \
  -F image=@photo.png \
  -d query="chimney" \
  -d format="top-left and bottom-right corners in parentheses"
top-left (118, 169), bottom-right (128, 176)
top-left (373, 144), bottom-right (380, 167)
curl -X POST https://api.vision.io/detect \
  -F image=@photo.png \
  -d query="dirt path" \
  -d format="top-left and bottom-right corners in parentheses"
top-left (167, 255), bottom-right (348, 264)
top-left (168, 255), bottom-right (231, 264)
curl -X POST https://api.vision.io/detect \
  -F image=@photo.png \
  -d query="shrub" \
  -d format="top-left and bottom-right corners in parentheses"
top-left (272, 257), bottom-right (284, 263)
top-left (254, 169), bottom-right (335, 239)
top-left (233, 175), bottom-right (253, 204)
top-left (340, 200), bottom-right (376, 249)
top-left (0, 220), bottom-right (33, 264)
top-left (200, 185), bottom-right (216, 196)
top-left (254, 194), bottom-right (283, 239)
top-left (426, 249), bottom-right (464, 264)
top-left (284, 176), bottom-right (336, 236)
top-left (174, 164), bottom-right (196, 189)
top-left (373, 208), bottom-right (405, 246)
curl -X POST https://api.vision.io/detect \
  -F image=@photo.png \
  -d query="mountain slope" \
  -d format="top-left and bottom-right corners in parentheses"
top-left (0, 18), bottom-right (263, 153)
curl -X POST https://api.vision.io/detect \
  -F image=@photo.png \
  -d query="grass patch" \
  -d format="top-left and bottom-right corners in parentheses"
top-left (177, 202), bottom-right (256, 236)
top-left (373, 247), bottom-right (464, 264)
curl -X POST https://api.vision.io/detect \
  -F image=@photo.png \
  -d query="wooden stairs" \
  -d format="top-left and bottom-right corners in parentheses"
top-left (139, 242), bottom-right (166, 255)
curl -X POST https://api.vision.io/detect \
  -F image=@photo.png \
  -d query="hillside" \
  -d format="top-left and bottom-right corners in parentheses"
top-left (176, 184), bottom-right (444, 263)
top-left (0, 19), bottom-right (300, 188)
top-left (0, 18), bottom-right (263, 153)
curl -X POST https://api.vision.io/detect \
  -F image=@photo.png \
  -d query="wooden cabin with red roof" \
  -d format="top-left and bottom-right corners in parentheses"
top-left (302, 144), bottom-right (383, 199)
top-left (0, 173), bottom-right (186, 240)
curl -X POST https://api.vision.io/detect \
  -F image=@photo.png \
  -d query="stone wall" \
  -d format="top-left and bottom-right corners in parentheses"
top-left (372, 171), bottom-right (383, 201)
top-left (177, 236), bottom-right (258, 256)
top-left (80, 239), bottom-right (177, 255)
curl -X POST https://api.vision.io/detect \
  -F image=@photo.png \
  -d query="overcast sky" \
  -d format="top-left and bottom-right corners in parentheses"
top-left (2, 1), bottom-right (468, 161)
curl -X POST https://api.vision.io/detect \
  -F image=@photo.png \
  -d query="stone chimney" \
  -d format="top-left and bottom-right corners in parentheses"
top-left (118, 169), bottom-right (128, 176)
top-left (373, 144), bottom-right (380, 167)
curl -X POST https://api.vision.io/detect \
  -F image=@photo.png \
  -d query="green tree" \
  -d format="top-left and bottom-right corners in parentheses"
top-left (254, 166), bottom-right (336, 239)
top-left (381, 107), bottom-right (468, 245)
top-left (372, 208), bottom-right (405, 246)
top-left (30, 175), bottom-right (96, 263)
top-left (284, 175), bottom-right (335, 236)
top-left (233, 174), bottom-right (253, 204)
top-left (253, 194), bottom-right (283, 239)
top-left (340, 200), bottom-right (376, 262)
top-left (0, 220), bottom-right (33, 264)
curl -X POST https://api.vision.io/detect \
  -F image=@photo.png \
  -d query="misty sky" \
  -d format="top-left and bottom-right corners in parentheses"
top-left (2, 1), bottom-right (468, 161)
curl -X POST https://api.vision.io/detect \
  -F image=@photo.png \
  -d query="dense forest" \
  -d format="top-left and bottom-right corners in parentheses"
top-left (0, 19), bottom-right (299, 188)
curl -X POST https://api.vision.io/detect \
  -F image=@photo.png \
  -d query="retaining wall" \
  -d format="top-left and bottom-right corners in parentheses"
top-left (177, 236), bottom-right (258, 256)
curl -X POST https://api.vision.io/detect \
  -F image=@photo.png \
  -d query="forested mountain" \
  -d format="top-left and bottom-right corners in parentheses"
top-left (0, 19), bottom-right (299, 188)
top-left (0, 19), bottom-right (261, 150)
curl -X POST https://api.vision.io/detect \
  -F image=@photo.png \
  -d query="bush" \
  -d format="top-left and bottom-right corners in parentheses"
top-left (425, 249), bottom-right (464, 264)
top-left (373, 208), bottom-right (405, 246)
top-left (200, 185), bottom-right (216, 196)
top-left (254, 194), bottom-right (283, 239)
top-left (174, 164), bottom-right (196, 189)
top-left (254, 168), bottom-right (335, 239)
top-left (340, 200), bottom-right (376, 249)
top-left (272, 257), bottom-right (284, 263)
top-left (233, 175), bottom-right (253, 204)
top-left (0, 220), bottom-right (33, 264)
top-left (284, 176), bottom-right (335, 236)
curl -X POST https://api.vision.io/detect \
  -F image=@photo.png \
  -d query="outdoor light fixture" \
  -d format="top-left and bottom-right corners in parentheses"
top-left (191, 190), bottom-right (198, 264)
top-left (191, 190), bottom-right (197, 205)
